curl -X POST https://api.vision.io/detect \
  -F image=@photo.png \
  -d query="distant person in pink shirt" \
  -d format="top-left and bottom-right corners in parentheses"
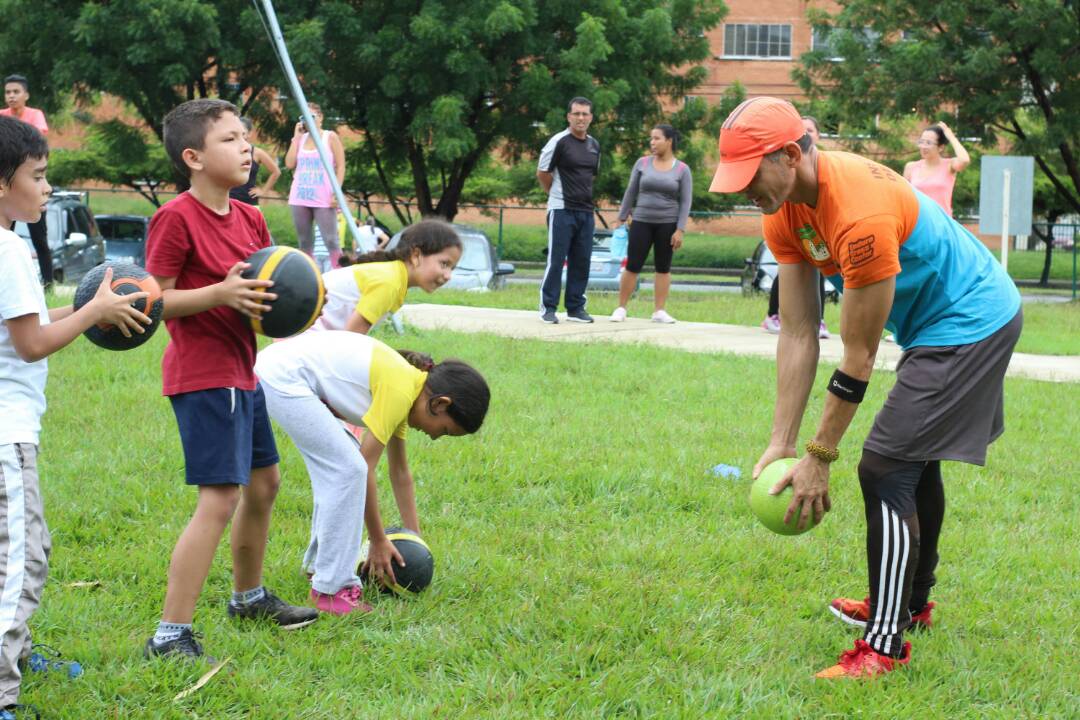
top-left (903, 122), bottom-right (970, 217)
top-left (285, 102), bottom-right (346, 269)
top-left (2, 74), bottom-right (51, 287)
top-left (1, 75), bottom-right (48, 135)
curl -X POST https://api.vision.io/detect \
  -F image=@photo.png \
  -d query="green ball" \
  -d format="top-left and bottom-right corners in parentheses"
top-left (749, 457), bottom-right (820, 535)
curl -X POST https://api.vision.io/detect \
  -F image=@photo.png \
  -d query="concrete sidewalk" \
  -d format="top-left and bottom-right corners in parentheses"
top-left (397, 304), bottom-right (1080, 384)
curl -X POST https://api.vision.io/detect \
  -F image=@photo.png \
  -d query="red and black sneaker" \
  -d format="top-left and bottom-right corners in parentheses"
top-left (815, 638), bottom-right (911, 679)
top-left (828, 596), bottom-right (936, 630)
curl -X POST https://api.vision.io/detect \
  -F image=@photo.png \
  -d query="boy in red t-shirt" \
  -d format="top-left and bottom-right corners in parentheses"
top-left (144, 99), bottom-right (318, 660)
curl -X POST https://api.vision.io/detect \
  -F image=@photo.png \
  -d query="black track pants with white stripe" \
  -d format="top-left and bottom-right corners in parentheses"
top-left (858, 450), bottom-right (944, 657)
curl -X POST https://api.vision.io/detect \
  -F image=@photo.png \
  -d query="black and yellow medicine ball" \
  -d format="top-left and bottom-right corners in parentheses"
top-left (73, 262), bottom-right (164, 351)
top-left (241, 246), bottom-right (325, 338)
top-left (361, 527), bottom-right (435, 597)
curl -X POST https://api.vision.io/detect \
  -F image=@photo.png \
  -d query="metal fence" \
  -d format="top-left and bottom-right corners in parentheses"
top-left (71, 185), bottom-right (1079, 298)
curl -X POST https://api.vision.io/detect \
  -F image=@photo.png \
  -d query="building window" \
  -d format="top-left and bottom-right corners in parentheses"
top-left (723, 24), bottom-right (792, 59)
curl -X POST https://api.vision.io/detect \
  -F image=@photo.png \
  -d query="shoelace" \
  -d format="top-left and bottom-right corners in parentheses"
top-left (839, 640), bottom-right (873, 668)
top-left (341, 586), bottom-right (364, 606)
top-left (176, 630), bottom-right (205, 655)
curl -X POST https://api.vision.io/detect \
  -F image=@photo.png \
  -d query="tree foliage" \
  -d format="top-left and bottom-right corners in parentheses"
top-left (299, 0), bottom-right (727, 220)
top-left (0, 0), bottom-right (296, 181)
top-left (794, 0), bottom-right (1080, 220)
top-left (2, 1), bottom-right (729, 217)
top-left (47, 120), bottom-right (173, 206)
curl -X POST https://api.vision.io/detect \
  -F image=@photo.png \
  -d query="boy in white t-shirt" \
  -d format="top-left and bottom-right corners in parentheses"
top-left (0, 116), bottom-right (151, 718)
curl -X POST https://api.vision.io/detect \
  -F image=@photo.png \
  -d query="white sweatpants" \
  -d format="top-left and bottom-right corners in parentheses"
top-left (261, 386), bottom-right (366, 594)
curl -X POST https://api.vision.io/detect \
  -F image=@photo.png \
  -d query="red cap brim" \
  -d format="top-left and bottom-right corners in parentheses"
top-left (709, 155), bottom-right (762, 194)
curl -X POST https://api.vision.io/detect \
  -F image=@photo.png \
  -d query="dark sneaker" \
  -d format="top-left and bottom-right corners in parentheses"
top-left (541, 310), bottom-right (559, 324)
top-left (227, 588), bottom-right (318, 630)
top-left (566, 309), bottom-right (594, 323)
top-left (22, 643), bottom-right (83, 679)
top-left (0, 704), bottom-right (41, 720)
top-left (144, 628), bottom-right (211, 662)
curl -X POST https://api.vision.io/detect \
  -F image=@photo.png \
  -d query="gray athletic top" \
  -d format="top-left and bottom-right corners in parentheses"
top-left (617, 156), bottom-right (693, 230)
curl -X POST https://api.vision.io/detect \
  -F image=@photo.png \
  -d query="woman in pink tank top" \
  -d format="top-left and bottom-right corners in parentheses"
top-left (286, 102), bottom-right (347, 268)
top-left (903, 122), bottom-right (970, 217)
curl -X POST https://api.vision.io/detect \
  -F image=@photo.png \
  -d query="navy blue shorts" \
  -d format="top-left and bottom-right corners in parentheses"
top-left (169, 384), bottom-right (279, 486)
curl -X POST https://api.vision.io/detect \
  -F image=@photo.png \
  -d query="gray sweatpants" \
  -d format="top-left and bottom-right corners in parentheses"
top-left (261, 386), bottom-right (366, 594)
top-left (0, 444), bottom-right (50, 706)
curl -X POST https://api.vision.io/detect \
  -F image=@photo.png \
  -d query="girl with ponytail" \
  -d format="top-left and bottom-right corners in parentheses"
top-left (255, 331), bottom-right (489, 615)
top-left (313, 218), bottom-right (463, 334)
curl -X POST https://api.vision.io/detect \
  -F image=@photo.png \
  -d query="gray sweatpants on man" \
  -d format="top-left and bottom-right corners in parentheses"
top-left (261, 386), bottom-right (367, 595)
top-left (0, 444), bottom-right (51, 706)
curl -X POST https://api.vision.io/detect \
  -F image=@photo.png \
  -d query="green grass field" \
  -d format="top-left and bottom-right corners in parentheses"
top-left (21, 309), bottom-right (1080, 718)
top-left (410, 285), bottom-right (1080, 356)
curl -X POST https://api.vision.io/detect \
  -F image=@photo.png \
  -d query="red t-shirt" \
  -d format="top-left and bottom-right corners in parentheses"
top-left (145, 192), bottom-right (271, 395)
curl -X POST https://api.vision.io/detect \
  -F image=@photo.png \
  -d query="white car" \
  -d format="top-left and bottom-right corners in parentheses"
top-left (387, 224), bottom-right (515, 291)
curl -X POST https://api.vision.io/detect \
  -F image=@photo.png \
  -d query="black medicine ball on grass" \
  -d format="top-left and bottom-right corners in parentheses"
top-left (361, 527), bottom-right (435, 596)
top-left (241, 246), bottom-right (325, 337)
top-left (73, 262), bottom-right (163, 351)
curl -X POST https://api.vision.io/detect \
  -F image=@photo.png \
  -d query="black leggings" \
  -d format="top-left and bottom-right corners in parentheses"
top-left (767, 271), bottom-right (827, 320)
top-left (626, 220), bottom-right (676, 274)
top-left (858, 450), bottom-right (945, 657)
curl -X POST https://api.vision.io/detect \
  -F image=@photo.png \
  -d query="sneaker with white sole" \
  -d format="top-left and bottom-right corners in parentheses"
top-left (819, 320), bottom-right (831, 339)
top-left (610, 307), bottom-right (627, 322)
top-left (762, 314), bottom-right (781, 334)
top-left (828, 595), bottom-right (936, 630)
top-left (651, 309), bottom-right (676, 324)
top-left (541, 310), bottom-right (558, 324)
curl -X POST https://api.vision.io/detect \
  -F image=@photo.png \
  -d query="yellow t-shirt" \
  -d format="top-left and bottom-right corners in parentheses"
top-left (254, 331), bottom-right (426, 445)
top-left (364, 341), bottom-right (427, 443)
top-left (317, 260), bottom-right (408, 329)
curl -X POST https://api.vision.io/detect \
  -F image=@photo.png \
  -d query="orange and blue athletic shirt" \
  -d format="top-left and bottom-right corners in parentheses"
top-left (763, 152), bottom-right (1020, 348)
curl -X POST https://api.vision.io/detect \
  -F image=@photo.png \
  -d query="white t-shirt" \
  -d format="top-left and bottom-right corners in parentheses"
top-left (255, 331), bottom-right (426, 445)
top-left (0, 228), bottom-right (50, 445)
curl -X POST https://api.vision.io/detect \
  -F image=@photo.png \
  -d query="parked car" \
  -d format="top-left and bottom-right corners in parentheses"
top-left (387, 223), bottom-right (515, 291)
top-left (741, 239), bottom-right (839, 301)
top-left (551, 228), bottom-right (636, 291)
top-left (95, 214), bottom-right (150, 266)
top-left (15, 191), bottom-right (106, 284)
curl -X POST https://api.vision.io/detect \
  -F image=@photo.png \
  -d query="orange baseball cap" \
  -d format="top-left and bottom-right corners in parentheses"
top-left (709, 97), bottom-right (806, 193)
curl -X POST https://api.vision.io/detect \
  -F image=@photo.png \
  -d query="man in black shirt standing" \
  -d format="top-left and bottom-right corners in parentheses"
top-left (536, 97), bottom-right (601, 323)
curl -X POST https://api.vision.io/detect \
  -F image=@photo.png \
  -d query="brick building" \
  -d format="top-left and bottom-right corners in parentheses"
top-left (695, 0), bottom-right (841, 104)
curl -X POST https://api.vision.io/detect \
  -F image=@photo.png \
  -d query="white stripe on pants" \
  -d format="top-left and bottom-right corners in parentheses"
top-left (0, 444), bottom-right (50, 706)
top-left (261, 387), bottom-right (367, 595)
top-left (867, 501), bottom-right (910, 656)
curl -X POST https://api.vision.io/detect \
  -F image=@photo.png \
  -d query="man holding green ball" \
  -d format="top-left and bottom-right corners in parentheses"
top-left (710, 98), bottom-right (1021, 678)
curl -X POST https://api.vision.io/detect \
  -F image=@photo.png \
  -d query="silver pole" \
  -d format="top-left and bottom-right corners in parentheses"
top-left (256, 0), bottom-right (363, 251)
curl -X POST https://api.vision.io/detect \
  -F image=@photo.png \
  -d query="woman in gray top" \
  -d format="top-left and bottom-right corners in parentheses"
top-left (612, 124), bottom-right (692, 323)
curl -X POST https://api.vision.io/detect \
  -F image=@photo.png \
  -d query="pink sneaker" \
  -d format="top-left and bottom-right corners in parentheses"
top-left (818, 320), bottom-right (831, 339)
top-left (310, 586), bottom-right (373, 616)
top-left (762, 314), bottom-right (781, 334)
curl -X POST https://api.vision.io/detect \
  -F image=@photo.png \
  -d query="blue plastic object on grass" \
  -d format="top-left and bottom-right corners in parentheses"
top-left (710, 463), bottom-right (742, 480)
top-left (26, 644), bottom-right (82, 679)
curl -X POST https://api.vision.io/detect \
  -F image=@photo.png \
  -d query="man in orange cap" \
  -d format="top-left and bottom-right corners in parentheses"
top-left (711, 97), bottom-right (1022, 678)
